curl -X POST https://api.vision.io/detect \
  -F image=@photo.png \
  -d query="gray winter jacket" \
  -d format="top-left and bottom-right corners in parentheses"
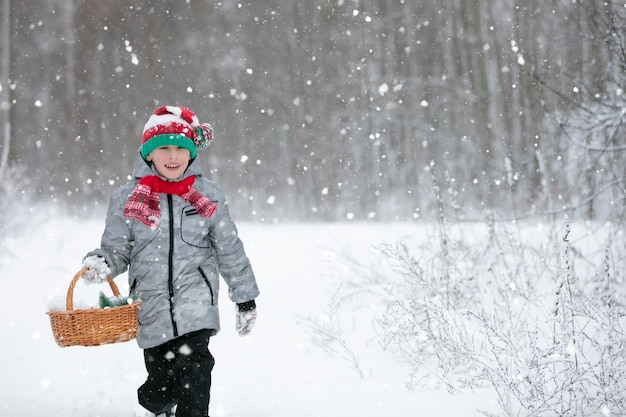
top-left (86, 151), bottom-right (259, 349)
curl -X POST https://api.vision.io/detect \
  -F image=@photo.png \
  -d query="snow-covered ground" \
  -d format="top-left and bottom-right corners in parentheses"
top-left (1, 214), bottom-right (501, 417)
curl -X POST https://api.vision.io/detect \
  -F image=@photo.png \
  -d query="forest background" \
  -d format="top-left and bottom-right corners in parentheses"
top-left (0, 0), bottom-right (624, 224)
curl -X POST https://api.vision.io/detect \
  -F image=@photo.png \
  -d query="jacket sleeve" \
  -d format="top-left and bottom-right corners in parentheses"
top-left (209, 186), bottom-right (260, 304)
top-left (84, 190), bottom-right (132, 278)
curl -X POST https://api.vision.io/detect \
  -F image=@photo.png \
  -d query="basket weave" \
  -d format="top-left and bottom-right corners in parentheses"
top-left (47, 267), bottom-right (141, 347)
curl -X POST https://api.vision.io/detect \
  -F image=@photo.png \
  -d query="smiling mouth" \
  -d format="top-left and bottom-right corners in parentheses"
top-left (165, 164), bottom-right (181, 169)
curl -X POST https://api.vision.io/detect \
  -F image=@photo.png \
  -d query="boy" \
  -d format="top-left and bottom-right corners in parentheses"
top-left (82, 105), bottom-right (259, 417)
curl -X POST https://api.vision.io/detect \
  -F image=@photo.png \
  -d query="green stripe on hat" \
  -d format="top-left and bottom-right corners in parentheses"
top-left (140, 134), bottom-right (197, 159)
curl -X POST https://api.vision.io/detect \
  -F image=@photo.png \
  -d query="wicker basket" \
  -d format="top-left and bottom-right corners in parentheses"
top-left (47, 267), bottom-right (141, 347)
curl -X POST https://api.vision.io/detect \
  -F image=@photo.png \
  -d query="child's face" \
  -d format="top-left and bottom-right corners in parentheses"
top-left (146, 146), bottom-right (191, 179)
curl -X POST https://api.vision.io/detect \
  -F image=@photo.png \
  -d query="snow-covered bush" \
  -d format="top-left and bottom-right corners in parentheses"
top-left (0, 164), bottom-right (29, 241)
top-left (305, 215), bottom-right (626, 417)
top-left (468, 216), bottom-right (626, 417)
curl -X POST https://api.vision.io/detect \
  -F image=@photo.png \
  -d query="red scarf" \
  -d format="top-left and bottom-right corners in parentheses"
top-left (123, 175), bottom-right (216, 227)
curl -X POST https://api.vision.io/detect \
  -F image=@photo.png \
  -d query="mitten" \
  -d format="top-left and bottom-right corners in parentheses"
top-left (81, 255), bottom-right (111, 285)
top-left (236, 300), bottom-right (257, 336)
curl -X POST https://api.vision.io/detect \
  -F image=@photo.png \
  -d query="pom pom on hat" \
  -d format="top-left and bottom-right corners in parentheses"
top-left (140, 105), bottom-right (213, 160)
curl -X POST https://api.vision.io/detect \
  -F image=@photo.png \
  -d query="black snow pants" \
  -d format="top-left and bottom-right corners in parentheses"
top-left (138, 329), bottom-right (215, 417)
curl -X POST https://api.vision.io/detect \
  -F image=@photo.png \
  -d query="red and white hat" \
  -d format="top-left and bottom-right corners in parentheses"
top-left (140, 105), bottom-right (213, 159)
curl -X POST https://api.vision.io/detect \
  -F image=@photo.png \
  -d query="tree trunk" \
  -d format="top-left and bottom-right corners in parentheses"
top-left (0, 0), bottom-right (11, 169)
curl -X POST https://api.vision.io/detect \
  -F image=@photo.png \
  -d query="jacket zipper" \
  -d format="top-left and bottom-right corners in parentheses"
top-left (198, 267), bottom-right (215, 305)
top-left (167, 194), bottom-right (179, 337)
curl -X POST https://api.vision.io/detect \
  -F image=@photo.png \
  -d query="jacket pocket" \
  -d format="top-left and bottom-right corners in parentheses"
top-left (180, 204), bottom-right (212, 248)
top-left (198, 267), bottom-right (216, 306)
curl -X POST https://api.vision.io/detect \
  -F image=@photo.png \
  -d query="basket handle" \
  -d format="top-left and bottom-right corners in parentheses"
top-left (66, 267), bottom-right (120, 311)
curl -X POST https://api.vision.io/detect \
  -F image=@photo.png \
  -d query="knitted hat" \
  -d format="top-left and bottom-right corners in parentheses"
top-left (140, 105), bottom-right (213, 160)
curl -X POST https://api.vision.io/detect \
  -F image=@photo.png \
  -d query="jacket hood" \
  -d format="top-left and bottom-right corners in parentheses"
top-left (130, 149), bottom-right (204, 181)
